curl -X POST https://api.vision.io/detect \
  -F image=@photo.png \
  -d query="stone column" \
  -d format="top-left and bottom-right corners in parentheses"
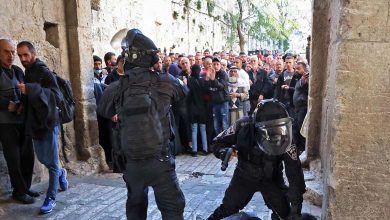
top-left (64, 0), bottom-right (99, 161)
top-left (318, 0), bottom-right (390, 219)
top-left (306, 0), bottom-right (331, 162)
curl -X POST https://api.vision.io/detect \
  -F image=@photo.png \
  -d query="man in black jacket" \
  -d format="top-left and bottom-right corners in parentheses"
top-left (207, 100), bottom-right (306, 220)
top-left (16, 41), bottom-right (68, 214)
top-left (103, 52), bottom-right (117, 75)
top-left (210, 57), bottom-right (229, 135)
top-left (274, 56), bottom-right (301, 118)
top-left (293, 62), bottom-right (309, 153)
top-left (0, 39), bottom-right (36, 204)
top-left (247, 56), bottom-right (273, 113)
top-left (101, 55), bottom-right (125, 167)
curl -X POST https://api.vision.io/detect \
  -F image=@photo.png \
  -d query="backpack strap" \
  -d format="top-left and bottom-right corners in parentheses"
top-left (60, 123), bottom-right (69, 163)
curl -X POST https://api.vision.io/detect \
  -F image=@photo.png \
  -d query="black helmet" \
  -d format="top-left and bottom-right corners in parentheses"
top-left (119, 29), bottom-right (159, 69)
top-left (252, 99), bottom-right (292, 156)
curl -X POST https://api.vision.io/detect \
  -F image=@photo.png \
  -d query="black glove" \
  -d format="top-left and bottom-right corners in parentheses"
top-left (287, 204), bottom-right (302, 220)
top-left (210, 143), bottom-right (226, 158)
top-left (287, 213), bottom-right (302, 220)
top-left (301, 213), bottom-right (317, 220)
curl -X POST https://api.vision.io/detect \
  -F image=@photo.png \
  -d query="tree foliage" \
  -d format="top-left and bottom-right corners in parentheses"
top-left (222, 0), bottom-right (299, 52)
top-left (173, 0), bottom-right (298, 51)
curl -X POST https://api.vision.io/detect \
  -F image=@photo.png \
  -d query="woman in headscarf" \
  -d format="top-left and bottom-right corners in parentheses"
top-left (187, 64), bottom-right (209, 156)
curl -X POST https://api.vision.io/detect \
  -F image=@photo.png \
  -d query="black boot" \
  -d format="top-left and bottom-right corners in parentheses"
top-left (12, 194), bottom-right (35, 204)
top-left (27, 189), bottom-right (40, 197)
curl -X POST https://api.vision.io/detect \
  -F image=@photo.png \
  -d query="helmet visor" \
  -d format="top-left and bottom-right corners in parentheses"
top-left (254, 118), bottom-right (292, 155)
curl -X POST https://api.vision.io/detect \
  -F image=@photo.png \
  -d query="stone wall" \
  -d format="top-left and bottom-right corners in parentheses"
top-left (91, 0), bottom-right (235, 59)
top-left (313, 0), bottom-right (390, 219)
top-left (0, 0), bottom-right (106, 194)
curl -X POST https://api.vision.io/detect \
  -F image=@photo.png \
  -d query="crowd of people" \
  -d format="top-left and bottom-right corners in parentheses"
top-left (93, 29), bottom-right (314, 220)
top-left (93, 47), bottom-right (310, 164)
top-left (0, 27), bottom-right (311, 218)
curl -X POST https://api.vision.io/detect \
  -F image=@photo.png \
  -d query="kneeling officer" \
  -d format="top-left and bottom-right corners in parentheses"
top-left (208, 99), bottom-right (306, 220)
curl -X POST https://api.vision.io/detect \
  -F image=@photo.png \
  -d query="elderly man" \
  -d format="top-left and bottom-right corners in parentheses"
top-left (220, 59), bottom-right (228, 72)
top-left (270, 59), bottom-right (284, 85)
top-left (0, 39), bottom-right (37, 204)
top-left (246, 56), bottom-right (273, 112)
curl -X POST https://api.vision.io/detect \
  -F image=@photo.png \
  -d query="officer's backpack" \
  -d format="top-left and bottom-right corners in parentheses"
top-left (115, 69), bottom-right (163, 160)
top-left (53, 72), bottom-right (75, 124)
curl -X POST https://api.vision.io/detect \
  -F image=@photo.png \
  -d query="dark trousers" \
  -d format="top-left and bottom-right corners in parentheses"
top-left (97, 114), bottom-right (112, 163)
top-left (205, 102), bottom-right (215, 145)
top-left (294, 107), bottom-right (307, 153)
top-left (173, 110), bottom-right (191, 152)
top-left (208, 162), bottom-right (290, 220)
top-left (0, 124), bottom-right (34, 196)
top-left (123, 156), bottom-right (185, 220)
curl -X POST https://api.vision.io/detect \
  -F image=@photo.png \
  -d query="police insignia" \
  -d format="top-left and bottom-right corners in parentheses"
top-left (286, 145), bottom-right (298, 160)
top-left (225, 125), bottom-right (235, 135)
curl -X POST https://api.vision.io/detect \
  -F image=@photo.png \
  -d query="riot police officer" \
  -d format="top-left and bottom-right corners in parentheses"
top-left (98, 29), bottom-right (186, 220)
top-left (207, 99), bottom-right (306, 220)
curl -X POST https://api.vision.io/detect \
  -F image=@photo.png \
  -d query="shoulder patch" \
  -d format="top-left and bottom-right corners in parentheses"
top-left (286, 144), bottom-right (298, 160)
top-left (216, 125), bottom-right (235, 138)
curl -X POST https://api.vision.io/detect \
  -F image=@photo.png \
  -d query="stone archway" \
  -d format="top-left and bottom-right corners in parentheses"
top-left (0, 1), bottom-right (388, 219)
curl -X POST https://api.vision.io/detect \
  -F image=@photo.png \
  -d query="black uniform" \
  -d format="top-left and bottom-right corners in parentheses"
top-left (208, 117), bottom-right (305, 220)
top-left (98, 28), bottom-right (188, 220)
top-left (98, 68), bottom-right (187, 220)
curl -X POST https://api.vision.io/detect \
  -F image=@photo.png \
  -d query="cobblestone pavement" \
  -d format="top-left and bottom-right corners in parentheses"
top-left (0, 154), bottom-right (321, 220)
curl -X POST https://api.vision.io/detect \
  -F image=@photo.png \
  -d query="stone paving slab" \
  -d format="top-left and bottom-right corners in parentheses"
top-left (0, 154), bottom-right (321, 220)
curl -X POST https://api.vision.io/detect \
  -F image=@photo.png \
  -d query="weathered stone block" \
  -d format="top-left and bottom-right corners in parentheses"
top-left (341, 0), bottom-right (390, 42)
top-left (91, 0), bottom-right (101, 11)
top-left (318, 0), bottom-right (390, 219)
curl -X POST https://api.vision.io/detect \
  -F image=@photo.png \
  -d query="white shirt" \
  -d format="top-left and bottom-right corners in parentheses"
top-left (238, 69), bottom-right (250, 90)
